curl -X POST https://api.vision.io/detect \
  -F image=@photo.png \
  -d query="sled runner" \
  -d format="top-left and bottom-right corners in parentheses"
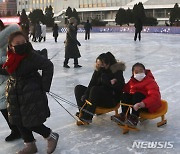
top-left (112, 100), bottom-right (168, 134)
top-left (76, 100), bottom-right (120, 126)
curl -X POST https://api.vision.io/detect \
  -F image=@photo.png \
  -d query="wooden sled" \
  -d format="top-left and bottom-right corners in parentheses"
top-left (114, 100), bottom-right (168, 134)
top-left (76, 100), bottom-right (120, 126)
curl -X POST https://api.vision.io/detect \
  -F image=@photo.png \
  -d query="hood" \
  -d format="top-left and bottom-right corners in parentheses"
top-left (145, 69), bottom-right (155, 79)
top-left (110, 62), bottom-right (126, 73)
top-left (95, 61), bottom-right (126, 72)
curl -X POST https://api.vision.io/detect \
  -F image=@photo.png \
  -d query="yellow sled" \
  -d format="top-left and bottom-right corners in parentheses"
top-left (117, 100), bottom-right (168, 134)
top-left (76, 100), bottom-right (120, 126)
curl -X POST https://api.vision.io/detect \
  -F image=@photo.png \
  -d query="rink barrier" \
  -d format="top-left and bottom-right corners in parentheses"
top-left (59, 26), bottom-right (180, 34)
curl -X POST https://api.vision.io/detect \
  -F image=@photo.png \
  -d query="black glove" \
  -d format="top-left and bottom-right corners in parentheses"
top-left (81, 95), bottom-right (87, 102)
top-left (77, 41), bottom-right (81, 46)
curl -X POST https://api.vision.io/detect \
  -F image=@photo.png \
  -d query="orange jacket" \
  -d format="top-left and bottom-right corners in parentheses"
top-left (123, 70), bottom-right (161, 113)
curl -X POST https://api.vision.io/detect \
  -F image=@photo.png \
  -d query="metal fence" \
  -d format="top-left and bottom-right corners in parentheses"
top-left (59, 26), bottom-right (180, 34)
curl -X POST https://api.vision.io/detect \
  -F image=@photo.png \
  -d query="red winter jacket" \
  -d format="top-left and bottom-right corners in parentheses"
top-left (123, 70), bottom-right (161, 113)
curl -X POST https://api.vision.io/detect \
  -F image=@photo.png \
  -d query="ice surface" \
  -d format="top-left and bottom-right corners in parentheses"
top-left (0, 32), bottom-right (179, 154)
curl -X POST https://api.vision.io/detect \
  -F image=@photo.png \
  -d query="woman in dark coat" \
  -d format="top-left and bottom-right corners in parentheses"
top-left (0, 20), bottom-right (21, 141)
top-left (2, 31), bottom-right (59, 154)
top-left (63, 17), bottom-right (82, 68)
top-left (74, 52), bottom-right (126, 124)
top-left (52, 23), bottom-right (59, 42)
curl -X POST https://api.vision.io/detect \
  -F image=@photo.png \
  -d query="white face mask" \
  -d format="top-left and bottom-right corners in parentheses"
top-left (134, 73), bottom-right (146, 81)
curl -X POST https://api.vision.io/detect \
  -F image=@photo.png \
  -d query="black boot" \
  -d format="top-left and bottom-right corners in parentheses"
top-left (74, 64), bottom-right (82, 68)
top-left (63, 64), bottom-right (70, 68)
top-left (5, 131), bottom-right (21, 142)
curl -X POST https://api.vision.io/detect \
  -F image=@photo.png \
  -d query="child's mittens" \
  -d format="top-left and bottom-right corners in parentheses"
top-left (133, 102), bottom-right (145, 111)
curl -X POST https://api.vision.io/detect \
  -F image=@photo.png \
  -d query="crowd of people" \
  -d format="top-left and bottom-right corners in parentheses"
top-left (0, 18), bottom-right (162, 153)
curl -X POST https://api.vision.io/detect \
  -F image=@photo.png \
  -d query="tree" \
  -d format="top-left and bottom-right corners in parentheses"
top-left (72, 8), bottom-right (80, 24)
top-left (133, 2), bottom-right (146, 24)
top-left (20, 9), bottom-right (29, 24)
top-left (170, 3), bottom-right (180, 25)
top-left (144, 17), bottom-right (158, 26)
top-left (20, 9), bottom-right (30, 37)
top-left (45, 5), bottom-right (54, 27)
top-left (65, 6), bottom-right (73, 19)
top-left (115, 8), bottom-right (126, 26)
top-left (65, 7), bottom-right (73, 24)
top-left (29, 9), bottom-right (45, 24)
top-left (126, 8), bottom-right (133, 25)
top-left (91, 18), bottom-right (107, 26)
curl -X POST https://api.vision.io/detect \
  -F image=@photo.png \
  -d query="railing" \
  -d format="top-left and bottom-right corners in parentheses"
top-left (59, 26), bottom-right (180, 34)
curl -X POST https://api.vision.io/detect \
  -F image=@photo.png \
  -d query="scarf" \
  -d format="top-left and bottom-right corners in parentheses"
top-left (2, 50), bottom-right (27, 74)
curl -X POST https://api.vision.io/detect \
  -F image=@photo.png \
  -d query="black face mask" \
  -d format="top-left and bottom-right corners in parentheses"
top-left (13, 42), bottom-right (32, 55)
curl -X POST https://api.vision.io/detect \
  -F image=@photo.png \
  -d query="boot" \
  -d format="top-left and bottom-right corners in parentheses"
top-left (17, 141), bottom-right (38, 154)
top-left (5, 131), bottom-right (21, 142)
top-left (126, 114), bottom-right (139, 128)
top-left (46, 132), bottom-right (59, 154)
top-left (63, 64), bottom-right (70, 68)
top-left (74, 64), bottom-right (82, 68)
top-left (111, 113), bottom-right (126, 125)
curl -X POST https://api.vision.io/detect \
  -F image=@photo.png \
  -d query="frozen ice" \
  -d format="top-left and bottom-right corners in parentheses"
top-left (0, 32), bottom-right (179, 154)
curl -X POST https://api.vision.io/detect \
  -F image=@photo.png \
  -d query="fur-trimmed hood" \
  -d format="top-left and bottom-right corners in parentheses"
top-left (110, 62), bottom-right (126, 73)
top-left (95, 61), bottom-right (126, 72)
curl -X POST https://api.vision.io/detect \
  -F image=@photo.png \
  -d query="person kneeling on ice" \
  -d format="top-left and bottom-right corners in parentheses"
top-left (112, 62), bottom-right (161, 127)
top-left (1, 31), bottom-right (59, 154)
top-left (74, 52), bottom-right (125, 124)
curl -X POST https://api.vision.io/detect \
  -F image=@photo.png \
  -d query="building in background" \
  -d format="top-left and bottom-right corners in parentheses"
top-left (17, 0), bottom-right (54, 13)
top-left (16, 0), bottom-right (180, 25)
top-left (0, 0), bottom-right (17, 16)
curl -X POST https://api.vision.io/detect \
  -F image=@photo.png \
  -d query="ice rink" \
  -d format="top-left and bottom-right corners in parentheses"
top-left (0, 32), bottom-right (180, 154)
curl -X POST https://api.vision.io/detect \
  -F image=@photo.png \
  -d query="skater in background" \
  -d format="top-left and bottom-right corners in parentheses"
top-left (63, 17), bottom-right (82, 68)
top-left (84, 19), bottom-right (92, 40)
top-left (35, 21), bottom-right (42, 42)
top-left (40, 22), bottom-right (47, 42)
top-left (134, 19), bottom-right (143, 41)
top-left (2, 31), bottom-right (59, 153)
top-left (52, 23), bottom-right (59, 42)
top-left (0, 20), bottom-right (21, 142)
top-left (74, 52), bottom-right (125, 124)
top-left (112, 63), bottom-right (161, 127)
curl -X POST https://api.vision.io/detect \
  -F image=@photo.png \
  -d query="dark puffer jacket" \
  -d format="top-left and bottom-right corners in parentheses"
top-left (6, 50), bottom-right (54, 127)
top-left (85, 62), bottom-right (126, 103)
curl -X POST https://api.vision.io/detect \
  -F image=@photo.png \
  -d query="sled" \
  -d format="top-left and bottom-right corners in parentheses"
top-left (139, 99), bottom-right (168, 127)
top-left (76, 100), bottom-right (120, 126)
top-left (114, 100), bottom-right (168, 134)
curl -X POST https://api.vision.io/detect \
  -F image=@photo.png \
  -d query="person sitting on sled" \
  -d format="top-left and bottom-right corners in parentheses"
top-left (74, 52), bottom-right (125, 124)
top-left (112, 62), bottom-right (162, 127)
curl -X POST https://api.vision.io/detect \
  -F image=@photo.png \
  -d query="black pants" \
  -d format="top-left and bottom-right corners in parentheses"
top-left (121, 92), bottom-right (148, 117)
top-left (134, 30), bottom-right (141, 41)
top-left (1, 109), bottom-right (19, 133)
top-left (74, 85), bottom-right (117, 120)
top-left (17, 124), bottom-right (51, 143)
top-left (85, 31), bottom-right (90, 40)
top-left (64, 58), bottom-right (78, 65)
top-left (54, 37), bottom-right (57, 42)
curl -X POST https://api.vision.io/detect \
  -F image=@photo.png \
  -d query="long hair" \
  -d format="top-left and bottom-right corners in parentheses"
top-left (96, 53), bottom-right (110, 65)
top-left (106, 52), bottom-right (117, 65)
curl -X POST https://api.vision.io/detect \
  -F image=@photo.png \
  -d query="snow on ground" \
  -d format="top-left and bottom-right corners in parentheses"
top-left (0, 32), bottom-right (180, 154)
